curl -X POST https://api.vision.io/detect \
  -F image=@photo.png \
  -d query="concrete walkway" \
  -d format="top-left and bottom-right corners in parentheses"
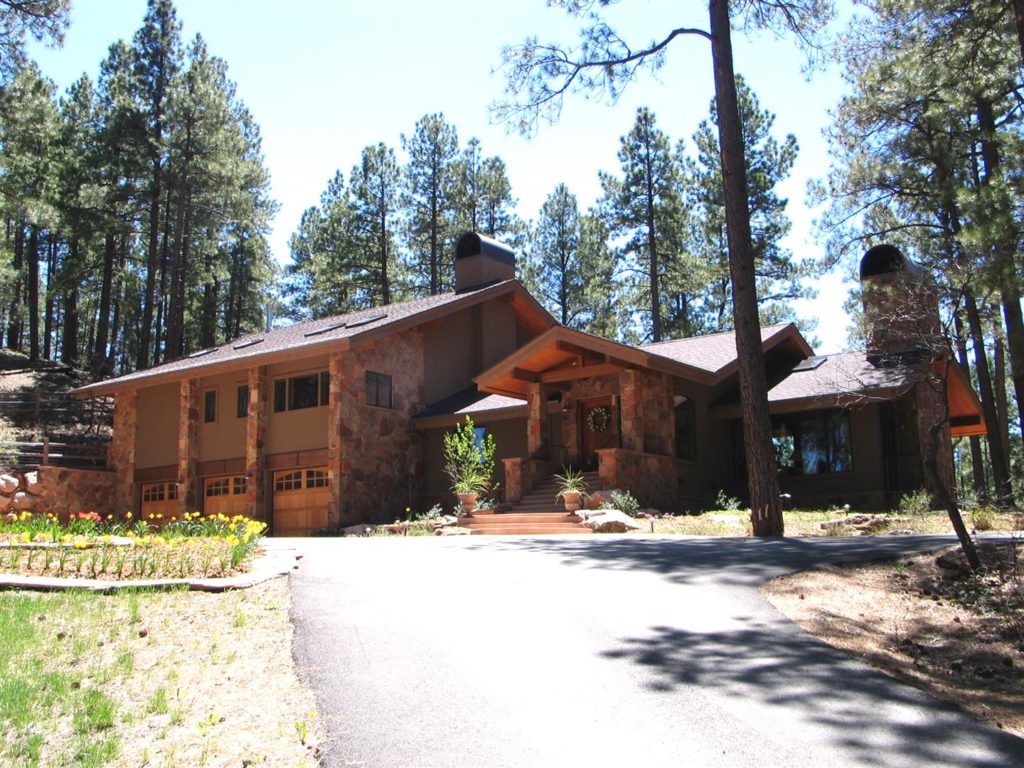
top-left (289, 535), bottom-right (1024, 767)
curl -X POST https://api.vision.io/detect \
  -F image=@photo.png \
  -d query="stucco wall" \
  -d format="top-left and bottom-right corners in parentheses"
top-left (198, 370), bottom-right (247, 462)
top-left (135, 383), bottom-right (179, 469)
top-left (423, 311), bottom-right (476, 405)
top-left (266, 355), bottom-right (330, 455)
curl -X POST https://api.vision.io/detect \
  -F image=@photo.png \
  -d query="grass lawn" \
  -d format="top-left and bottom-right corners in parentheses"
top-left (0, 581), bottom-right (319, 767)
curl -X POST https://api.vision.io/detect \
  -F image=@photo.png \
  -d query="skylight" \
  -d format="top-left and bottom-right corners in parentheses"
top-left (793, 356), bottom-right (827, 372)
top-left (304, 321), bottom-right (347, 338)
top-left (345, 313), bottom-right (387, 329)
top-left (233, 338), bottom-right (264, 350)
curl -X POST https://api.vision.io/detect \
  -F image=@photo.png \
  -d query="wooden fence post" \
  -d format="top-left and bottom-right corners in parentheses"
top-left (42, 437), bottom-right (49, 466)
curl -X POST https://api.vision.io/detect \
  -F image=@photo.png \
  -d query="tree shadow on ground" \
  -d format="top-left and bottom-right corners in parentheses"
top-left (464, 534), bottom-right (968, 588)
top-left (600, 618), bottom-right (1024, 767)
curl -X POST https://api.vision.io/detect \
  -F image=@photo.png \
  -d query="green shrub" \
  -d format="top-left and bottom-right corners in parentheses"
top-left (898, 489), bottom-right (933, 517)
top-left (443, 417), bottom-right (496, 495)
top-left (600, 490), bottom-right (640, 516)
top-left (714, 489), bottom-right (742, 512)
top-left (971, 506), bottom-right (996, 531)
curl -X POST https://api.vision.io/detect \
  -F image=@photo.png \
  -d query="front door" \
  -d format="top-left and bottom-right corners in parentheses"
top-left (580, 398), bottom-right (618, 470)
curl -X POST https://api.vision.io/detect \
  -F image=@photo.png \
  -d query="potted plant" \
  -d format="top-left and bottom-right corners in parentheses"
top-left (554, 466), bottom-right (589, 512)
top-left (443, 417), bottom-right (497, 516)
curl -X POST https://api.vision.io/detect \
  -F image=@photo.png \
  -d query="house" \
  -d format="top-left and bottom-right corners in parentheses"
top-left (74, 234), bottom-right (985, 534)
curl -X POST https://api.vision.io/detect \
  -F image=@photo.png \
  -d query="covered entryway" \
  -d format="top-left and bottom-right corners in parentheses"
top-left (579, 397), bottom-right (618, 470)
top-left (272, 466), bottom-right (329, 536)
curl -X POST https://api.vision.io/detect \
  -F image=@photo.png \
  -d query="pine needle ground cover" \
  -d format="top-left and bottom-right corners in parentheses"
top-left (0, 511), bottom-right (265, 580)
top-left (766, 543), bottom-right (1024, 738)
top-left (0, 580), bottom-right (320, 768)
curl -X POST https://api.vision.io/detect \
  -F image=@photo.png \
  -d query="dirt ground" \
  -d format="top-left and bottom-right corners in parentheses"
top-left (765, 542), bottom-right (1024, 739)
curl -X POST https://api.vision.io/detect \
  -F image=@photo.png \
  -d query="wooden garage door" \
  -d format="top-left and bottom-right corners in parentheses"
top-left (272, 467), bottom-right (329, 536)
top-left (141, 481), bottom-right (178, 521)
top-left (204, 475), bottom-right (247, 518)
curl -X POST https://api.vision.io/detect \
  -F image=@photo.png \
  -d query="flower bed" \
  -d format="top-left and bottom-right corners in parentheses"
top-left (0, 510), bottom-right (266, 580)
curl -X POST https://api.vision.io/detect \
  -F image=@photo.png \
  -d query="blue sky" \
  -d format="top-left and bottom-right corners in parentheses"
top-left (30, 0), bottom-right (854, 351)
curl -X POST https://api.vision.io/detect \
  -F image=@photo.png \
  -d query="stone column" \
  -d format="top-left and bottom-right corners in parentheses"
top-left (327, 351), bottom-right (345, 528)
top-left (503, 457), bottom-right (524, 503)
top-left (619, 369), bottom-right (641, 452)
top-left (527, 382), bottom-right (545, 457)
top-left (915, 378), bottom-right (955, 502)
top-left (245, 366), bottom-right (268, 522)
top-left (108, 388), bottom-right (138, 513)
top-left (177, 379), bottom-right (200, 517)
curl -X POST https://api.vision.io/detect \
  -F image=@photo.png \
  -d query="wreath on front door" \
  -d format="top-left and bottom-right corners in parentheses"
top-left (587, 406), bottom-right (611, 432)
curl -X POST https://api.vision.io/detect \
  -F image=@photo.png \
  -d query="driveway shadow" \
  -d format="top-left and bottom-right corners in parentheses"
top-left (599, 618), bottom-right (1024, 767)
top-left (463, 534), bottom-right (963, 588)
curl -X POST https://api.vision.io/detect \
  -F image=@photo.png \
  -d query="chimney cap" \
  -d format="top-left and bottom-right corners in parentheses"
top-left (860, 244), bottom-right (927, 281)
top-left (455, 231), bottom-right (514, 266)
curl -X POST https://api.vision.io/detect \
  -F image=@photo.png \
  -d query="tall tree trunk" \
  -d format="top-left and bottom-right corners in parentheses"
top-left (7, 223), bottom-right (23, 350)
top-left (994, 334), bottom-right (1012, 475)
top-left (976, 99), bottom-right (1024, 453)
top-left (92, 229), bottom-right (115, 375)
top-left (137, 156), bottom-right (162, 370)
top-left (954, 314), bottom-right (988, 502)
top-left (61, 239), bottom-right (80, 367)
top-left (1014, 0), bottom-right (1024, 65)
top-left (379, 206), bottom-right (391, 305)
top-left (43, 237), bottom-right (55, 361)
top-left (964, 292), bottom-right (1012, 504)
top-left (165, 164), bottom-right (190, 361)
top-left (27, 226), bottom-right (40, 361)
top-left (709, 0), bottom-right (782, 535)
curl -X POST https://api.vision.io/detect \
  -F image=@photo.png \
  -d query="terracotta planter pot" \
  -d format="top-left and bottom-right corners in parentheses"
top-left (561, 491), bottom-right (583, 513)
top-left (457, 492), bottom-right (479, 515)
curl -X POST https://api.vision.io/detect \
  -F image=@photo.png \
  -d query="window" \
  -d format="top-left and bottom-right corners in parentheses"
top-left (203, 390), bottom-right (217, 423)
top-left (206, 475), bottom-right (246, 497)
top-left (273, 371), bottom-right (329, 413)
top-left (365, 371), bottom-right (393, 408)
top-left (772, 410), bottom-right (852, 476)
top-left (236, 385), bottom-right (249, 419)
top-left (306, 469), bottom-right (328, 488)
top-left (674, 397), bottom-right (697, 461)
top-left (274, 470), bottom-right (303, 492)
top-left (206, 477), bottom-right (231, 497)
top-left (142, 482), bottom-right (178, 502)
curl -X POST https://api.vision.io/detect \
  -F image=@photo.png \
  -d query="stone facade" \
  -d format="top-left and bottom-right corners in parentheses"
top-left (108, 388), bottom-right (138, 512)
top-left (0, 467), bottom-right (117, 518)
top-left (596, 448), bottom-right (677, 510)
top-left (331, 331), bottom-right (426, 525)
top-left (177, 379), bottom-right (200, 515)
top-left (245, 365), bottom-right (268, 522)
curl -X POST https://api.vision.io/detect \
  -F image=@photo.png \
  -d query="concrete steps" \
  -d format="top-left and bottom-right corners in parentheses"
top-left (456, 470), bottom-right (600, 535)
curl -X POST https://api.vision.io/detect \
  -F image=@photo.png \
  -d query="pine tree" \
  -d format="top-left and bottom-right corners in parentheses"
top-left (402, 113), bottom-right (458, 295)
top-left (599, 107), bottom-right (683, 343)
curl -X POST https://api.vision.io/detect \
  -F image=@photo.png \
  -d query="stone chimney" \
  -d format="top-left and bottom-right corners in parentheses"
top-left (859, 244), bottom-right (940, 365)
top-left (454, 231), bottom-right (515, 293)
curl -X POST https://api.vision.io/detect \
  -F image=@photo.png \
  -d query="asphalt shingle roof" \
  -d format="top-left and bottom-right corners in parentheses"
top-left (78, 281), bottom-right (518, 394)
top-left (767, 351), bottom-right (918, 404)
top-left (641, 324), bottom-right (794, 375)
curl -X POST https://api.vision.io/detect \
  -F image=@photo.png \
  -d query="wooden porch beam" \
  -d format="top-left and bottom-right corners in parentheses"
top-left (539, 363), bottom-right (623, 384)
top-left (512, 367), bottom-right (540, 383)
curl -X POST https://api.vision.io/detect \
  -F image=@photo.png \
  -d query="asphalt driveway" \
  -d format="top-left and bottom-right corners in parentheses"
top-left (288, 535), bottom-right (1024, 767)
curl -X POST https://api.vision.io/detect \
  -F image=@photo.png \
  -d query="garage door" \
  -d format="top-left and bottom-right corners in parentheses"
top-left (141, 481), bottom-right (179, 522)
top-left (204, 475), bottom-right (247, 518)
top-left (272, 467), bottom-right (329, 536)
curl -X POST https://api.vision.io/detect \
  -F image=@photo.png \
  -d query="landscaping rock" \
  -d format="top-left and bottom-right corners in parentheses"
top-left (342, 524), bottom-right (373, 536)
top-left (820, 514), bottom-right (892, 534)
top-left (11, 491), bottom-right (34, 511)
top-left (582, 509), bottom-right (642, 533)
top-left (23, 471), bottom-right (42, 495)
top-left (637, 507), bottom-right (661, 518)
top-left (436, 526), bottom-right (471, 536)
top-left (0, 474), bottom-right (18, 495)
top-left (430, 515), bottom-right (459, 530)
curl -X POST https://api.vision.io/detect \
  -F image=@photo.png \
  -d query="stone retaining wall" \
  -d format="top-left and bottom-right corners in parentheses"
top-left (0, 466), bottom-right (117, 519)
top-left (596, 448), bottom-right (678, 510)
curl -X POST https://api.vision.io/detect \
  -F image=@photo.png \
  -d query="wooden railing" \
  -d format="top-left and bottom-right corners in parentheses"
top-left (0, 392), bottom-right (113, 432)
top-left (0, 438), bottom-right (108, 470)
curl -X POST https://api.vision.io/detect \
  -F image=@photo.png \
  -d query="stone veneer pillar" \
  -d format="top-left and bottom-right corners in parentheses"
top-left (245, 366), bottom-right (268, 522)
top-left (327, 351), bottom-right (344, 527)
top-left (619, 369), bottom-right (641, 452)
top-left (527, 382), bottom-right (544, 457)
top-left (108, 388), bottom-right (138, 512)
top-left (177, 379), bottom-right (200, 516)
